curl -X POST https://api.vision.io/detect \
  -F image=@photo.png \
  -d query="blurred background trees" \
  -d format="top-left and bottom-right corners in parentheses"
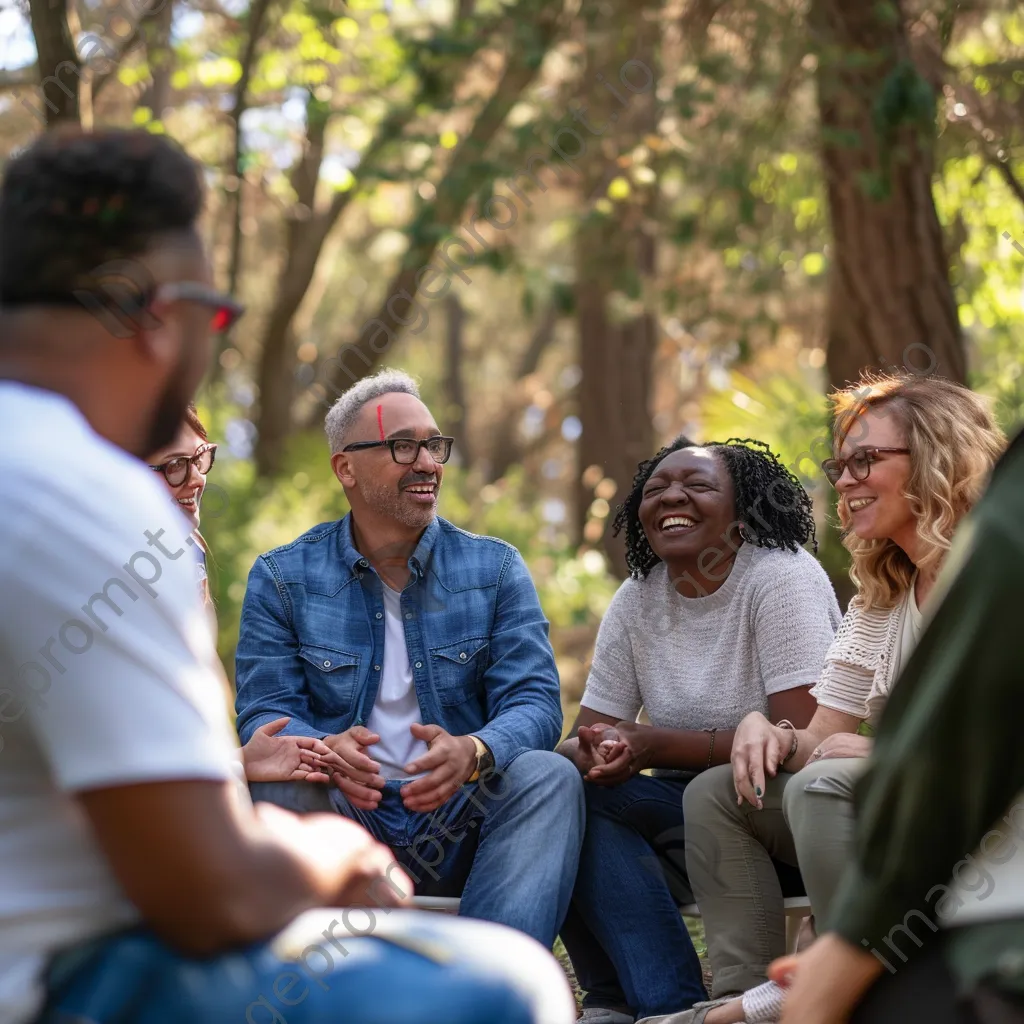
top-left (2, 0), bottom-right (1022, 714)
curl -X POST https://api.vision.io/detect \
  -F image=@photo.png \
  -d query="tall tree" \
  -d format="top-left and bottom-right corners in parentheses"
top-left (573, 0), bottom-right (660, 577)
top-left (318, 0), bottom-right (563, 404)
top-left (224, 0), bottom-right (275, 306)
top-left (811, 0), bottom-right (966, 389)
top-left (252, 98), bottom-right (418, 476)
top-left (26, 0), bottom-right (80, 127)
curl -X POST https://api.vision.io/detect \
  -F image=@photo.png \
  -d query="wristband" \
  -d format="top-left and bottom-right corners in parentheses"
top-left (776, 719), bottom-right (799, 767)
top-left (467, 734), bottom-right (490, 783)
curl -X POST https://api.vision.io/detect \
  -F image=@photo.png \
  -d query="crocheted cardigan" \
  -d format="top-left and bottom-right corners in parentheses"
top-left (809, 598), bottom-right (907, 728)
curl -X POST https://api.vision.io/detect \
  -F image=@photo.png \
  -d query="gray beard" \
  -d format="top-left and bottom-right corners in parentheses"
top-left (360, 479), bottom-right (437, 531)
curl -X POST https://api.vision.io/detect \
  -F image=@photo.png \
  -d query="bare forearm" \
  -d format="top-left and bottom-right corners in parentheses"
top-left (647, 727), bottom-right (737, 770)
top-left (188, 836), bottom-right (323, 953)
top-left (81, 781), bottom-right (333, 958)
top-left (784, 716), bottom-right (855, 773)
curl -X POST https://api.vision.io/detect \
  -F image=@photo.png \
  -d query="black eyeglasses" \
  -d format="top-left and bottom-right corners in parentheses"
top-left (0, 281), bottom-right (245, 335)
top-left (150, 443), bottom-right (218, 486)
top-left (821, 447), bottom-right (910, 487)
top-left (341, 436), bottom-right (455, 465)
top-left (156, 282), bottom-right (245, 333)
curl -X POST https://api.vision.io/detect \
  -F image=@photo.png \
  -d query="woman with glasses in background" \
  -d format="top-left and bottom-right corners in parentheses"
top-left (147, 401), bottom-right (216, 603)
top-left (674, 373), bottom-right (1006, 1024)
top-left (147, 404), bottom-right (343, 789)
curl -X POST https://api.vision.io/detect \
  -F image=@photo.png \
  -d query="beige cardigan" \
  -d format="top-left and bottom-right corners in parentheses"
top-left (809, 598), bottom-right (908, 728)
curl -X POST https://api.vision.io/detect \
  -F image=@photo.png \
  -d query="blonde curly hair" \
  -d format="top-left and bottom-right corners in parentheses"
top-left (831, 373), bottom-right (1006, 610)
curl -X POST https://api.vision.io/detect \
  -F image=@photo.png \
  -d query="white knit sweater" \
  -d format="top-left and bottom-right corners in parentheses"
top-left (581, 543), bottom-right (842, 730)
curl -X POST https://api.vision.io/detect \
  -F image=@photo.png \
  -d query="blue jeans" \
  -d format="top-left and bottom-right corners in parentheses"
top-left (250, 749), bottom-right (585, 949)
top-left (561, 774), bottom-right (707, 1019)
top-left (563, 773), bottom-right (805, 1019)
top-left (37, 910), bottom-right (577, 1024)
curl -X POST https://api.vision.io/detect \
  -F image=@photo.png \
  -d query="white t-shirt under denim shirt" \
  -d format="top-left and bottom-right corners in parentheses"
top-left (0, 384), bottom-right (244, 1024)
top-left (581, 543), bottom-right (843, 730)
top-left (365, 583), bottom-right (429, 779)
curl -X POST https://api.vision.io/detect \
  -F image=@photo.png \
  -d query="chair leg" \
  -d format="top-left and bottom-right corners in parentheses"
top-left (785, 914), bottom-right (802, 954)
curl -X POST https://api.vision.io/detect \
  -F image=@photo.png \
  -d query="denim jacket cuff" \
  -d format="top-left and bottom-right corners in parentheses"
top-left (470, 723), bottom-right (526, 773)
top-left (239, 712), bottom-right (329, 745)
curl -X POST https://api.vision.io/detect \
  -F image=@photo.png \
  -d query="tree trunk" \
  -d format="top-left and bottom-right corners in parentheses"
top-left (573, 0), bottom-right (660, 578)
top-left (254, 94), bottom-right (334, 477)
top-left (26, 0), bottom-right (80, 127)
top-left (252, 100), bottom-right (418, 476)
top-left (138, 0), bottom-right (176, 118)
top-left (225, 0), bottom-right (274, 297)
top-left (443, 295), bottom-right (472, 471)
top-left (811, 0), bottom-right (965, 389)
top-left (486, 302), bottom-right (560, 484)
top-left (318, 0), bottom-right (562, 402)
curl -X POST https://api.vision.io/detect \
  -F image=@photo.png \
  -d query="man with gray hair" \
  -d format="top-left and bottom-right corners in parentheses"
top-left (235, 368), bottom-right (585, 950)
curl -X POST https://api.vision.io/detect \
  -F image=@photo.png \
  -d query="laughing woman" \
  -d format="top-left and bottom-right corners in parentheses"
top-left (675, 374), bottom-right (1006, 1024)
top-left (147, 402), bottom-right (216, 602)
top-left (557, 437), bottom-right (842, 1023)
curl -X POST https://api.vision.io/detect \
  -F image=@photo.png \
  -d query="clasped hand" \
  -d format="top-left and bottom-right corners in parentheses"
top-left (574, 721), bottom-right (650, 786)
top-left (322, 723), bottom-right (477, 814)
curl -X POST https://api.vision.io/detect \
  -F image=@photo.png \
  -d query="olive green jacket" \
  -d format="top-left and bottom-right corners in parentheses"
top-left (828, 428), bottom-right (1024, 996)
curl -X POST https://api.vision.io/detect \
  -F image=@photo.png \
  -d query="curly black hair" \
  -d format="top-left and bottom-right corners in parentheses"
top-left (0, 128), bottom-right (204, 309)
top-left (610, 434), bottom-right (818, 579)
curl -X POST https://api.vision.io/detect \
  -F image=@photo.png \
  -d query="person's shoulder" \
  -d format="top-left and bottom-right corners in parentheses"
top-left (603, 567), bottom-right (654, 618)
top-left (747, 543), bottom-right (831, 586)
top-left (261, 517), bottom-right (347, 559)
top-left (746, 544), bottom-right (840, 623)
top-left (982, 426), bottom-right (1024, 526)
top-left (0, 386), bottom-right (184, 548)
top-left (837, 595), bottom-right (900, 635)
top-left (434, 517), bottom-right (520, 565)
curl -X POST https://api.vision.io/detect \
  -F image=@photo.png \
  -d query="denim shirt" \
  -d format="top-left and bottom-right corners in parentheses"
top-left (234, 515), bottom-right (563, 779)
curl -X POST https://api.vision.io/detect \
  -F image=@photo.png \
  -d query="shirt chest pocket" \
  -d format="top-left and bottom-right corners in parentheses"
top-left (298, 644), bottom-right (360, 714)
top-left (428, 638), bottom-right (489, 706)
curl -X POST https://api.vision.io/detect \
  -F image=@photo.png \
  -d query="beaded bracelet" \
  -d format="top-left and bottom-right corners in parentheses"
top-left (704, 728), bottom-right (718, 769)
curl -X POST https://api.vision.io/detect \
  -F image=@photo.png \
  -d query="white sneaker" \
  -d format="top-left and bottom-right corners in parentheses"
top-left (578, 1011), bottom-right (635, 1024)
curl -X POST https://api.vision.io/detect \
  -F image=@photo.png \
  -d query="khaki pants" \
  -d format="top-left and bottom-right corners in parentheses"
top-left (683, 758), bottom-right (867, 997)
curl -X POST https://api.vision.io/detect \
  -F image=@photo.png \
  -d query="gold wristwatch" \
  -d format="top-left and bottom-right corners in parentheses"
top-left (467, 735), bottom-right (494, 783)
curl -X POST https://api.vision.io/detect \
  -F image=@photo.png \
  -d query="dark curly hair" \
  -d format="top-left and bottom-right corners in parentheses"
top-left (611, 434), bottom-right (818, 579)
top-left (0, 127), bottom-right (204, 309)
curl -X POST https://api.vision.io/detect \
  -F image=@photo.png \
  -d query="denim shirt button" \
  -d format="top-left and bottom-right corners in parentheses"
top-left (358, 559), bottom-right (369, 568)
top-left (374, 665), bottom-right (381, 672)
top-left (405, 612), bottom-right (413, 620)
top-left (459, 652), bottom-right (467, 660)
top-left (414, 661), bottom-right (423, 669)
top-left (323, 660), bottom-right (331, 668)
top-left (375, 612), bottom-right (383, 619)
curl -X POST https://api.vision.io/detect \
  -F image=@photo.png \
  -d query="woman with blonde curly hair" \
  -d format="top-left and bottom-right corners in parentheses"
top-left (668, 373), bottom-right (1006, 1024)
